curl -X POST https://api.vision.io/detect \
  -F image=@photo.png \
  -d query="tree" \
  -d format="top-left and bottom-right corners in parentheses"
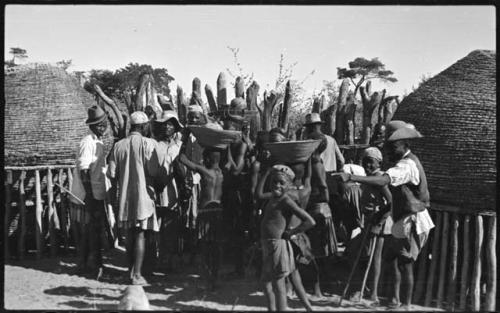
top-left (337, 57), bottom-right (397, 97)
top-left (56, 59), bottom-right (72, 71)
top-left (226, 46), bottom-right (255, 89)
top-left (9, 47), bottom-right (28, 65)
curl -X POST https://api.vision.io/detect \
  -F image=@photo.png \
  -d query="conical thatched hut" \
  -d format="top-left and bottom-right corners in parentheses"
top-left (4, 63), bottom-right (111, 166)
top-left (393, 50), bottom-right (496, 211)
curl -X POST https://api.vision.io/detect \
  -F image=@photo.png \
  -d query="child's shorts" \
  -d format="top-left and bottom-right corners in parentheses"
top-left (261, 239), bottom-right (295, 282)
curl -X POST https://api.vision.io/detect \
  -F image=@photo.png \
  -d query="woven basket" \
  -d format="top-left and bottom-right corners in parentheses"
top-left (264, 140), bottom-right (322, 164)
top-left (4, 63), bottom-right (114, 166)
top-left (393, 50), bottom-right (496, 211)
top-left (189, 125), bottom-right (241, 149)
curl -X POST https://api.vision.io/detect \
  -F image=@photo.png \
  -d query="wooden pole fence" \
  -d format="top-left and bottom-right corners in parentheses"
top-left (17, 171), bottom-right (27, 260)
top-left (485, 215), bottom-right (496, 311)
top-left (471, 215), bottom-right (483, 311)
top-left (425, 210), bottom-right (442, 307)
top-left (459, 214), bottom-right (471, 310)
top-left (35, 170), bottom-right (43, 259)
top-left (446, 213), bottom-right (459, 311)
top-left (4, 170), bottom-right (13, 259)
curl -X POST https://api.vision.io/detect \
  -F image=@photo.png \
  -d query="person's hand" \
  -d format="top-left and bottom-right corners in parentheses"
top-left (282, 229), bottom-right (292, 240)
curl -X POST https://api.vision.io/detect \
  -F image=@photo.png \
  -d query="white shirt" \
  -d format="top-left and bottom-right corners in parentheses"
top-left (320, 135), bottom-right (344, 172)
top-left (386, 150), bottom-right (434, 234)
top-left (74, 132), bottom-right (107, 200)
top-left (155, 136), bottom-right (182, 208)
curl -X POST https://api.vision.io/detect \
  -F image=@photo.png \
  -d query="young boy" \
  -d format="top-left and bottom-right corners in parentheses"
top-left (179, 145), bottom-right (225, 291)
top-left (256, 164), bottom-right (316, 311)
top-left (360, 147), bottom-right (392, 305)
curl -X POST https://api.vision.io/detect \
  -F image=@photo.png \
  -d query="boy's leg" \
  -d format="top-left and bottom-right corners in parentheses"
top-left (370, 236), bottom-right (384, 302)
top-left (391, 259), bottom-right (401, 305)
top-left (312, 258), bottom-right (324, 297)
top-left (399, 258), bottom-right (414, 307)
top-left (126, 227), bottom-right (135, 274)
top-left (289, 270), bottom-right (313, 311)
top-left (263, 281), bottom-right (276, 311)
top-left (272, 277), bottom-right (288, 311)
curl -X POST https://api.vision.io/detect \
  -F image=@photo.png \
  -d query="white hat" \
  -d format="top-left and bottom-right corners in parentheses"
top-left (130, 111), bottom-right (149, 125)
top-left (362, 147), bottom-right (383, 162)
top-left (304, 113), bottom-right (324, 125)
top-left (187, 105), bottom-right (203, 114)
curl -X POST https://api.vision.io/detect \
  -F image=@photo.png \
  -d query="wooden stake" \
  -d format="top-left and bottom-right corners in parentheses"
top-left (59, 168), bottom-right (69, 252)
top-left (436, 211), bottom-right (449, 308)
top-left (413, 230), bottom-right (430, 304)
top-left (485, 215), bottom-right (496, 311)
top-left (4, 170), bottom-right (13, 259)
top-left (35, 170), bottom-right (43, 259)
top-left (47, 169), bottom-right (57, 257)
top-left (425, 211), bottom-right (442, 307)
top-left (459, 215), bottom-right (471, 310)
top-left (446, 213), bottom-right (459, 310)
top-left (471, 215), bottom-right (484, 311)
top-left (17, 171), bottom-right (27, 260)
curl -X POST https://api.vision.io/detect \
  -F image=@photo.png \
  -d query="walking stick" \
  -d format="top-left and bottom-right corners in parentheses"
top-left (338, 225), bottom-right (372, 307)
top-left (359, 235), bottom-right (376, 301)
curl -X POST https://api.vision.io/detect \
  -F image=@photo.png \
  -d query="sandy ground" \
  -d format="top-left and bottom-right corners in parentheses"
top-left (5, 247), bottom-right (443, 311)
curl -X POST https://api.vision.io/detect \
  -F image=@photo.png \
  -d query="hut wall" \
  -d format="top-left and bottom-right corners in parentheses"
top-left (393, 50), bottom-right (496, 211)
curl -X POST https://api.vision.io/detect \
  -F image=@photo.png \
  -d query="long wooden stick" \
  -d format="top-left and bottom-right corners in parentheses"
top-left (4, 170), bottom-right (13, 259)
top-left (436, 211), bottom-right (449, 308)
top-left (485, 216), bottom-right (496, 311)
top-left (47, 169), bottom-right (57, 257)
top-left (35, 170), bottom-right (43, 259)
top-left (58, 168), bottom-right (69, 252)
top-left (17, 171), bottom-right (27, 260)
top-left (471, 215), bottom-right (484, 311)
top-left (425, 211), bottom-right (442, 307)
top-left (359, 236), bottom-right (376, 301)
top-left (459, 214), bottom-right (471, 310)
top-left (446, 213), bottom-right (459, 310)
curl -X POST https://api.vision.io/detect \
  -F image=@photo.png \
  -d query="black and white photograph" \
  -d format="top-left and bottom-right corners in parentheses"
top-left (3, 4), bottom-right (496, 311)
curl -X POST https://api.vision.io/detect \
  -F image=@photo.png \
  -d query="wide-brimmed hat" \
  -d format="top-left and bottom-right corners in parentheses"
top-left (386, 120), bottom-right (423, 142)
top-left (304, 113), bottom-right (324, 125)
top-left (154, 110), bottom-right (184, 129)
top-left (85, 105), bottom-right (107, 125)
top-left (130, 111), bottom-right (149, 125)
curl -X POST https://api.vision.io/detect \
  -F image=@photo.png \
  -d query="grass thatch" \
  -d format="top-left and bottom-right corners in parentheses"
top-left (393, 50), bottom-right (496, 211)
top-left (4, 63), bottom-right (114, 166)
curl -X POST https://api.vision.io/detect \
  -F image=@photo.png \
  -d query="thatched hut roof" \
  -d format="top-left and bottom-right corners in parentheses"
top-left (392, 50), bottom-right (496, 211)
top-left (4, 63), bottom-right (113, 166)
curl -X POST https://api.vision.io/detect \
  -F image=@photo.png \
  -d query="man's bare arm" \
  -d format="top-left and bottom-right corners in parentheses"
top-left (179, 153), bottom-right (210, 177)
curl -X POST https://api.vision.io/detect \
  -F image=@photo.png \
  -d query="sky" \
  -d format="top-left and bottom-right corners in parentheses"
top-left (5, 5), bottom-right (496, 99)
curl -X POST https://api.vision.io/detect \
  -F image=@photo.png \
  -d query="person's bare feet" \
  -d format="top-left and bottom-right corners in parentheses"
top-left (131, 274), bottom-right (148, 286)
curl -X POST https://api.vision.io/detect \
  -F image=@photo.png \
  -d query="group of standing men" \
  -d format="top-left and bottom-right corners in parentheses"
top-left (70, 103), bottom-right (434, 310)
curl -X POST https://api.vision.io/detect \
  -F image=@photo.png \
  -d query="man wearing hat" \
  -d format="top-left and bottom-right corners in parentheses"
top-left (151, 111), bottom-right (184, 272)
top-left (107, 111), bottom-right (162, 285)
top-left (338, 120), bottom-right (434, 309)
top-left (70, 105), bottom-right (108, 279)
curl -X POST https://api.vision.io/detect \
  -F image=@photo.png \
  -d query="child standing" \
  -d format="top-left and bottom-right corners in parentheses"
top-left (179, 146), bottom-right (225, 291)
top-left (360, 147), bottom-right (392, 304)
top-left (256, 165), bottom-right (316, 311)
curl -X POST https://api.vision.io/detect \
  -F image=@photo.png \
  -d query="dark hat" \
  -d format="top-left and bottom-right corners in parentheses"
top-left (85, 106), bottom-right (107, 125)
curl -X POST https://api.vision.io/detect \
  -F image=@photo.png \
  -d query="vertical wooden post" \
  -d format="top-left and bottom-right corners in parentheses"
top-left (485, 215), bottom-right (496, 311)
top-left (35, 170), bottom-right (43, 259)
top-left (4, 170), bottom-right (13, 259)
top-left (436, 211), bottom-right (449, 308)
top-left (446, 213), bottom-right (459, 310)
top-left (425, 211), bottom-right (442, 307)
top-left (59, 168), bottom-right (69, 252)
top-left (459, 214), bottom-right (471, 310)
top-left (413, 232), bottom-right (430, 303)
top-left (68, 168), bottom-right (77, 250)
top-left (17, 171), bottom-right (27, 260)
top-left (47, 168), bottom-right (57, 257)
top-left (471, 215), bottom-right (484, 311)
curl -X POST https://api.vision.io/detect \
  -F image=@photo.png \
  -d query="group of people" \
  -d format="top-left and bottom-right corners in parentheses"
top-left (70, 103), bottom-right (434, 311)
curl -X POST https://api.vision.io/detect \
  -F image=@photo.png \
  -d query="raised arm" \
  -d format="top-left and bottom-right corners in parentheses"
top-left (230, 141), bottom-right (248, 175)
top-left (250, 160), bottom-right (261, 199)
top-left (283, 195), bottom-right (316, 237)
top-left (256, 166), bottom-right (273, 200)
